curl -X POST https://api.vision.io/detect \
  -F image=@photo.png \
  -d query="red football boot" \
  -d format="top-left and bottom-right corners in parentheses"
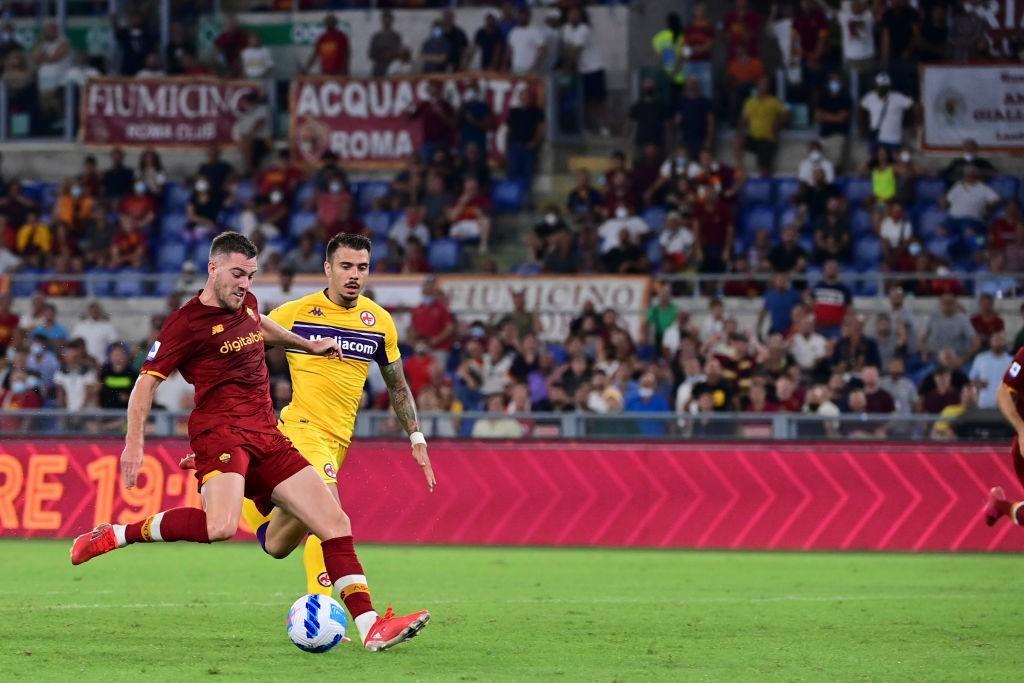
top-left (70, 523), bottom-right (119, 565)
top-left (985, 486), bottom-right (1008, 527)
top-left (363, 606), bottom-right (430, 652)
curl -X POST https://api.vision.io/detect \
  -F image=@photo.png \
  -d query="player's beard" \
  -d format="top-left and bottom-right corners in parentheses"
top-left (217, 278), bottom-right (246, 311)
top-left (338, 280), bottom-right (361, 305)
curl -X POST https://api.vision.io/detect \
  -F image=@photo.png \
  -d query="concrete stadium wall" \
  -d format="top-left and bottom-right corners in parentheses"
top-left (2, 439), bottom-right (1021, 552)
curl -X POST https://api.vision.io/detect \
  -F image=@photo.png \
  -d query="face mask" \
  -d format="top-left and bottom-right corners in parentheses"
top-left (422, 295), bottom-right (435, 305)
top-left (29, 342), bottom-right (43, 356)
top-left (24, 375), bottom-right (38, 390)
top-left (10, 380), bottom-right (25, 394)
top-left (464, 89), bottom-right (478, 102)
top-left (809, 150), bottom-right (822, 162)
top-left (544, 213), bottom-right (558, 225)
top-left (909, 242), bottom-right (922, 256)
top-left (195, 179), bottom-right (209, 193)
top-left (432, 27), bottom-right (443, 38)
top-left (615, 206), bottom-right (628, 219)
top-left (828, 81), bottom-right (841, 94)
top-left (899, 151), bottom-right (911, 163)
top-left (134, 182), bottom-right (146, 195)
top-left (964, 153), bottom-right (975, 162)
top-left (470, 326), bottom-right (486, 338)
top-left (638, 387), bottom-right (654, 399)
top-left (329, 181), bottom-right (341, 193)
top-left (270, 190), bottom-right (283, 204)
top-left (70, 185), bottom-right (82, 198)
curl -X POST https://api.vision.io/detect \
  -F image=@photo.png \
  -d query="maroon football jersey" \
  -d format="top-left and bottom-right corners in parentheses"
top-left (140, 290), bottom-right (277, 438)
top-left (1002, 347), bottom-right (1024, 420)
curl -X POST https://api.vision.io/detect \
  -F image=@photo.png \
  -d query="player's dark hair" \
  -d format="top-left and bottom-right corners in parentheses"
top-left (326, 233), bottom-right (372, 261)
top-left (209, 231), bottom-right (257, 260)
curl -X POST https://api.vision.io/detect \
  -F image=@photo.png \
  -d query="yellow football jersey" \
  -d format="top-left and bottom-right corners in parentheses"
top-left (268, 290), bottom-right (400, 446)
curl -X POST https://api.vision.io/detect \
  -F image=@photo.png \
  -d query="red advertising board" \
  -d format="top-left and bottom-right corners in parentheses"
top-left (289, 72), bottom-right (543, 168)
top-left (1, 440), bottom-right (1020, 552)
top-left (80, 77), bottom-right (262, 147)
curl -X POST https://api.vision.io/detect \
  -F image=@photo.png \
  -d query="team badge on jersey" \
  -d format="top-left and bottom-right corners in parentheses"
top-left (246, 307), bottom-right (256, 320)
top-left (323, 462), bottom-right (337, 479)
top-left (146, 341), bottom-right (161, 361)
top-left (1012, 362), bottom-right (1021, 378)
top-left (219, 453), bottom-right (232, 463)
top-left (211, 324), bottom-right (224, 335)
top-left (359, 310), bottom-right (376, 326)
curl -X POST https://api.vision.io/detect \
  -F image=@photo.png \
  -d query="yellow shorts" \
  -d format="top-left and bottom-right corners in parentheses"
top-left (278, 417), bottom-right (349, 484)
top-left (239, 418), bottom-right (349, 533)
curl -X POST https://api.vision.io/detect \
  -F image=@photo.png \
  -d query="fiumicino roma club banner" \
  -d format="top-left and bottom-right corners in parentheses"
top-left (922, 64), bottom-right (1024, 150)
top-left (289, 72), bottom-right (543, 168)
top-left (80, 77), bottom-right (262, 147)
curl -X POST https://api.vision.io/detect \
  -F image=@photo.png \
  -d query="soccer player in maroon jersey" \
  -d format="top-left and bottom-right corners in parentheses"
top-left (984, 347), bottom-right (1024, 527)
top-left (70, 232), bottom-right (429, 651)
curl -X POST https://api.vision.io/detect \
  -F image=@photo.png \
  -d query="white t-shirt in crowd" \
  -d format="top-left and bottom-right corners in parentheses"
top-left (837, 2), bottom-right (875, 61)
top-left (54, 366), bottom-right (98, 411)
top-left (70, 318), bottom-right (121, 363)
top-left (386, 60), bottom-right (415, 76)
top-left (946, 181), bottom-right (999, 220)
top-left (241, 46), bottom-right (274, 79)
top-left (597, 216), bottom-right (650, 253)
top-left (155, 369), bottom-right (195, 412)
top-left (789, 332), bottom-right (828, 370)
top-left (798, 156), bottom-right (836, 184)
top-left (561, 22), bottom-right (604, 74)
top-left (970, 350), bottom-right (1013, 408)
top-left (860, 89), bottom-right (914, 145)
top-left (659, 226), bottom-right (696, 257)
top-left (878, 216), bottom-right (913, 248)
top-left (507, 25), bottom-right (546, 74)
top-left (0, 247), bottom-right (19, 274)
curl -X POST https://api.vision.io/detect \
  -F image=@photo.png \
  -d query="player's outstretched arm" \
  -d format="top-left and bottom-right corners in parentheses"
top-left (259, 314), bottom-right (341, 358)
top-left (381, 359), bottom-right (436, 492)
top-left (997, 383), bottom-right (1024, 443)
top-left (122, 373), bottom-right (161, 488)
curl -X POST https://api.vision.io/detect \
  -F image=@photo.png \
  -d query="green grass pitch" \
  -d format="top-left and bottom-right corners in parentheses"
top-left (1, 540), bottom-right (1023, 681)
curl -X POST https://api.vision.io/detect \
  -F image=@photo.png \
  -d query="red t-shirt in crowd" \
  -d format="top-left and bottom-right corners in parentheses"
top-left (811, 282), bottom-right (852, 328)
top-left (140, 290), bottom-right (278, 438)
top-left (792, 10), bottom-right (829, 55)
top-left (215, 28), bottom-right (249, 69)
top-left (316, 28), bottom-right (350, 75)
top-left (403, 354), bottom-right (436, 397)
top-left (119, 194), bottom-right (156, 223)
top-left (971, 312), bottom-right (1005, 339)
top-left (989, 217), bottom-right (1020, 250)
top-left (411, 300), bottom-right (455, 350)
top-left (693, 198), bottom-right (733, 249)
top-left (723, 9), bottom-right (763, 56)
top-left (684, 20), bottom-right (715, 61)
top-left (411, 100), bottom-right (456, 147)
top-left (0, 311), bottom-right (18, 350)
top-left (113, 228), bottom-right (145, 257)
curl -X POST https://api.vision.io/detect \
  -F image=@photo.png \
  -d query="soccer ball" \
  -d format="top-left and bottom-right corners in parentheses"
top-left (286, 594), bottom-right (348, 653)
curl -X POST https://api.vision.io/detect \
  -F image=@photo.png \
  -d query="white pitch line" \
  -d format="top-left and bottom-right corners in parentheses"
top-left (0, 593), bottom-right (1009, 611)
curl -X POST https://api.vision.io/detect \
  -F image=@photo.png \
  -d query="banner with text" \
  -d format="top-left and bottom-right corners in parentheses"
top-left (80, 77), bottom-right (262, 147)
top-left (922, 64), bottom-right (1024, 150)
top-left (436, 275), bottom-right (650, 342)
top-left (1, 440), bottom-right (1022, 552)
top-left (289, 73), bottom-right (543, 168)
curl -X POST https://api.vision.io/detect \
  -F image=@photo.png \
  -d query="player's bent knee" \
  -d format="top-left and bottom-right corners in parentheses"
top-left (206, 518), bottom-right (238, 542)
top-left (321, 508), bottom-right (352, 539)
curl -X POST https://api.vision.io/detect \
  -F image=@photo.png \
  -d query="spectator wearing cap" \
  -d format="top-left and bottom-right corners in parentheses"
top-left (859, 73), bottom-right (916, 154)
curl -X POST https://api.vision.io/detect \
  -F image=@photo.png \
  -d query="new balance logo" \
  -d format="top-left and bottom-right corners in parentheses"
top-left (211, 324), bottom-right (224, 335)
top-left (309, 307), bottom-right (325, 317)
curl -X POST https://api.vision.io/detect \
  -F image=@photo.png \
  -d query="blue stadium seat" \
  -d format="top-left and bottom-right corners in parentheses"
top-left (157, 242), bottom-right (187, 271)
top-left (363, 210), bottom-right (392, 240)
top-left (268, 237), bottom-right (291, 256)
top-left (641, 206), bottom-right (667, 232)
top-left (773, 177), bottom-right (801, 206)
top-left (850, 209), bottom-right (874, 237)
top-left (357, 181), bottom-right (391, 212)
top-left (739, 178), bottom-right (772, 205)
top-left (114, 268), bottom-right (145, 298)
top-left (369, 239), bottom-right (389, 269)
top-left (853, 234), bottom-right (882, 270)
top-left (289, 211), bottom-right (317, 236)
top-left (22, 181), bottom-right (57, 211)
top-left (842, 177), bottom-right (872, 205)
top-left (492, 179), bottom-right (525, 213)
top-left (645, 238), bottom-right (662, 268)
top-left (192, 240), bottom-right (213, 265)
top-left (514, 262), bottom-right (542, 275)
top-left (11, 267), bottom-right (38, 296)
top-left (218, 209), bottom-right (242, 231)
top-left (293, 181), bottom-right (316, 209)
top-left (925, 235), bottom-right (951, 260)
top-left (85, 267), bottom-right (115, 297)
top-left (160, 212), bottom-right (188, 240)
top-left (741, 204), bottom-right (776, 238)
top-left (916, 206), bottom-right (948, 238)
top-left (427, 238), bottom-right (461, 272)
top-left (990, 175), bottom-right (1020, 202)
top-left (234, 179), bottom-right (256, 203)
top-left (914, 176), bottom-right (946, 206)
top-left (775, 205), bottom-right (805, 231)
top-left (163, 182), bottom-right (191, 212)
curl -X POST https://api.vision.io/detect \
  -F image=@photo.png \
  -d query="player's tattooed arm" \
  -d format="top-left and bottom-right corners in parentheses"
top-left (381, 359), bottom-right (420, 435)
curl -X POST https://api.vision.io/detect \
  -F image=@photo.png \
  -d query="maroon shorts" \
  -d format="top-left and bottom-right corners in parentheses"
top-left (190, 424), bottom-right (310, 515)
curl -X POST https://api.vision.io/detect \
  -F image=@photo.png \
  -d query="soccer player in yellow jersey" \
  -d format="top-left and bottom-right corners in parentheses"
top-left (239, 232), bottom-right (436, 642)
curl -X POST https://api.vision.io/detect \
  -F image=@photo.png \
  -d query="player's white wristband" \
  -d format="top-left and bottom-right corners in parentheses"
top-left (410, 431), bottom-right (427, 447)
